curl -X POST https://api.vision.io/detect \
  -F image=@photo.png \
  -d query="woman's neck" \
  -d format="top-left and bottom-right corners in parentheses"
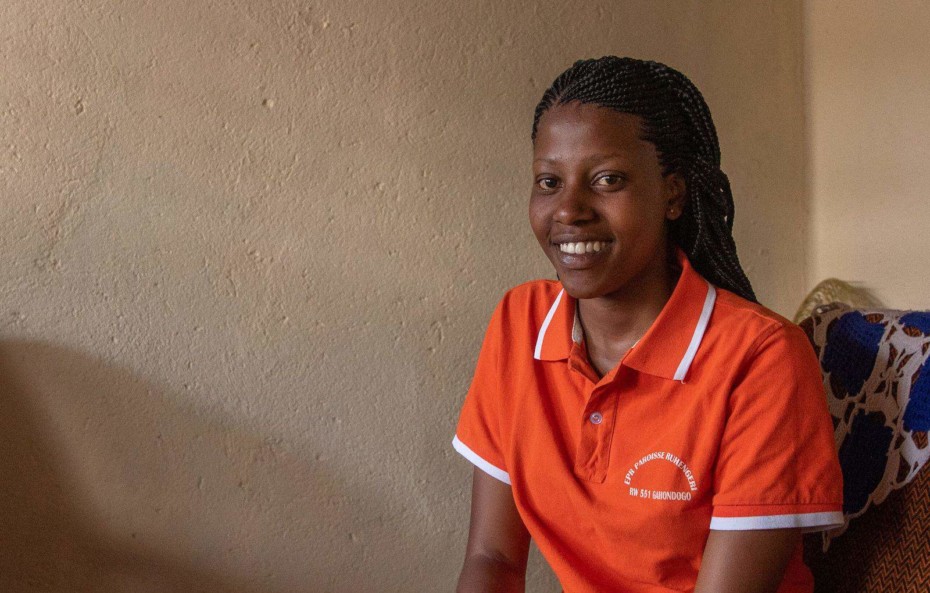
top-left (577, 260), bottom-right (680, 377)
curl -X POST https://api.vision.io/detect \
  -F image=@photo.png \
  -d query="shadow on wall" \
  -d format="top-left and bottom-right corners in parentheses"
top-left (0, 341), bottom-right (410, 593)
top-left (0, 341), bottom-right (268, 592)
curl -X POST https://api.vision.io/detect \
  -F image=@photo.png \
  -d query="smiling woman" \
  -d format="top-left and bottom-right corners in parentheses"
top-left (452, 57), bottom-right (844, 593)
top-left (530, 105), bottom-right (684, 374)
top-left (531, 105), bottom-right (682, 309)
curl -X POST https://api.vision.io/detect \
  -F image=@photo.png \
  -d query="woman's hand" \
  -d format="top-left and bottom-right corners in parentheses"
top-left (694, 528), bottom-right (802, 593)
top-left (456, 467), bottom-right (530, 593)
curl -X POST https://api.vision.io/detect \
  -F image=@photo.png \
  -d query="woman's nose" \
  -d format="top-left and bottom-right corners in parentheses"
top-left (553, 185), bottom-right (595, 224)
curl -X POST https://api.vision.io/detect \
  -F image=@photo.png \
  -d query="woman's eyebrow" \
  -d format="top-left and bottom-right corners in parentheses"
top-left (533, 153), bottom-right (629, 165)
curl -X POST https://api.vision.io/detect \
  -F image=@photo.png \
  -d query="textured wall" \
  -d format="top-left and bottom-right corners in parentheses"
top-left (806, 0), bottom-right (930, 309)
top-left (0, 1), bottom-right (806, 591)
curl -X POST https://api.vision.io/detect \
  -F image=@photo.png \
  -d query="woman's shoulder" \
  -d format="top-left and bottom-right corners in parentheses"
top-left (470, 280), bottom-right (567, 360)
top-left (709, 285), bottom-right (811, 358)
top-left (713, 286), bottom-right (796, 330)
top-left (500, 278), bottom-right (563, 304)
top-left (487, 279), bottom-right (565, 332)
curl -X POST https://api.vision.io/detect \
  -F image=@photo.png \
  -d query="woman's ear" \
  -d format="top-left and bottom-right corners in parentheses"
top-left (664, 173), bottom-right (687, 221)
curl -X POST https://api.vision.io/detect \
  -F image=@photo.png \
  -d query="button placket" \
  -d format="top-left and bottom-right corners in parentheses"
top-left (574, 386), bottom-right (619, 482)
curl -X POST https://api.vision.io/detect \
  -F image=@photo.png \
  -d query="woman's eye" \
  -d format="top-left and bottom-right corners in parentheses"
top-left (536, 178), bottom-right (559, 190)
top-left (595, 175), bottom-right (622, 187)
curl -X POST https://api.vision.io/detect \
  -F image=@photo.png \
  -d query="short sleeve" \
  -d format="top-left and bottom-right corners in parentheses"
top-left (452, 299), bottom-right (511, 485)
top-left (710, 323), bottom-right (844, 531)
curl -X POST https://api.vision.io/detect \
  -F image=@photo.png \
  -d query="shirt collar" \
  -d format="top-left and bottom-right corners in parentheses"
top-left (532, 248), bottom-right (717, 382)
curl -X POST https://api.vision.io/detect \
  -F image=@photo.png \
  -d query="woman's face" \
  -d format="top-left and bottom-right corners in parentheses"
top-left (529, 102), bottom-right (685, 300)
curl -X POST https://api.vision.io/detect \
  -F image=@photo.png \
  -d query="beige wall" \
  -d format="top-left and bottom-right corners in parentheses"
top-left (806, 0), bottom-right (930, 309)
top-left (0, 1), bottom-right (806, 591)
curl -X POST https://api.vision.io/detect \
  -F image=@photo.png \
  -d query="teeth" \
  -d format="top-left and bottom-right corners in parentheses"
top-left (559, 241), bottom-right (606, 254)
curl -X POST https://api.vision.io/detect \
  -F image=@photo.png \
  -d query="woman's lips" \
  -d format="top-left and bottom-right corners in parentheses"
top-left (553, 240), bottom-right (612, 269)
top-left (558, 240), bottom-right (607, 254)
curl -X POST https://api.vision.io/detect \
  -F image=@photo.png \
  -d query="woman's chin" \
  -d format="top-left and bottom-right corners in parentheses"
top-left (554, 275), bottom-right (606, 300)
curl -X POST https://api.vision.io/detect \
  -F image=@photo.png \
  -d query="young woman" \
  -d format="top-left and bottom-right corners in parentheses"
top-left (452, 57), bottom-right (843, 593)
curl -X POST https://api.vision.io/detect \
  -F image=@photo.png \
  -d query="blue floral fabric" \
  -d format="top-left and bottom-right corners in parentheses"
top-left (802, 306), bottom-right (930, 539)
top-left (822, 312), bottom-right (885, 397)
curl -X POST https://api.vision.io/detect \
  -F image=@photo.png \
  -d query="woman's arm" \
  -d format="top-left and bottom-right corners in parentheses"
top-left (694, 528), bottom-right (801, 593)
top-left (456, 467), bottom-right (531, 593)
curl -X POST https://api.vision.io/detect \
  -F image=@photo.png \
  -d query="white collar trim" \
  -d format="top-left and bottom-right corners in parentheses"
top-left (533, 289), bottom-right (564, 360)
top-left (673, 282), bottom-right (717, 381)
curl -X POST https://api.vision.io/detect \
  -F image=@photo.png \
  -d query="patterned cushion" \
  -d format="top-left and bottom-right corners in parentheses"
top-left (799, 304), bottom-right (930, 592)
top-left (803, 466), bottom-right (930, 592)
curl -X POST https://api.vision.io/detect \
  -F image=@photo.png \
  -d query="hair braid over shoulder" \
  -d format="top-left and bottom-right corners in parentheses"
top-left (532, 57), bottom-right (757, 302)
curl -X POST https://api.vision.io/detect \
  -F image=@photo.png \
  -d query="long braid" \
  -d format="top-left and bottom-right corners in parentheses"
top-left (532, 57), bottom-right (757, 303)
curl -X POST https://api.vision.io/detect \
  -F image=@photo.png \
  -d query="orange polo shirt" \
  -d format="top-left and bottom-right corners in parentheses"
top-left (453, 249), bottom-right (843, 593)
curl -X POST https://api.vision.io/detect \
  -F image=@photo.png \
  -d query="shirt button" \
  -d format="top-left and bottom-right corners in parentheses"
top-left (589, 412), bottom-right (603, 425)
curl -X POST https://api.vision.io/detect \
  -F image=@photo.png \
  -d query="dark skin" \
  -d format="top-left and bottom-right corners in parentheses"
top-left (456, 469), bottom-right (530, 593)
top-left (529, 103), bottom-right (685, 377)
top-left (457, 102), bottom-right (800, 592)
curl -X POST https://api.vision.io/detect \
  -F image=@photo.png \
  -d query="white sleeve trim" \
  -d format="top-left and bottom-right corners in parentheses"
top-left (709, 511), bottom-right (843, 531)
top-left (452, 435), bottom-right (511, 485)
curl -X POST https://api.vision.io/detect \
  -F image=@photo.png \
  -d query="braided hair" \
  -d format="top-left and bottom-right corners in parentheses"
top-left (532, 56), bottom-right (756, 303)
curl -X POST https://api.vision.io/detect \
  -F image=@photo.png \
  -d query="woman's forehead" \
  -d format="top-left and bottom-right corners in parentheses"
top-left (533, 103), bottom-right (656, 163)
